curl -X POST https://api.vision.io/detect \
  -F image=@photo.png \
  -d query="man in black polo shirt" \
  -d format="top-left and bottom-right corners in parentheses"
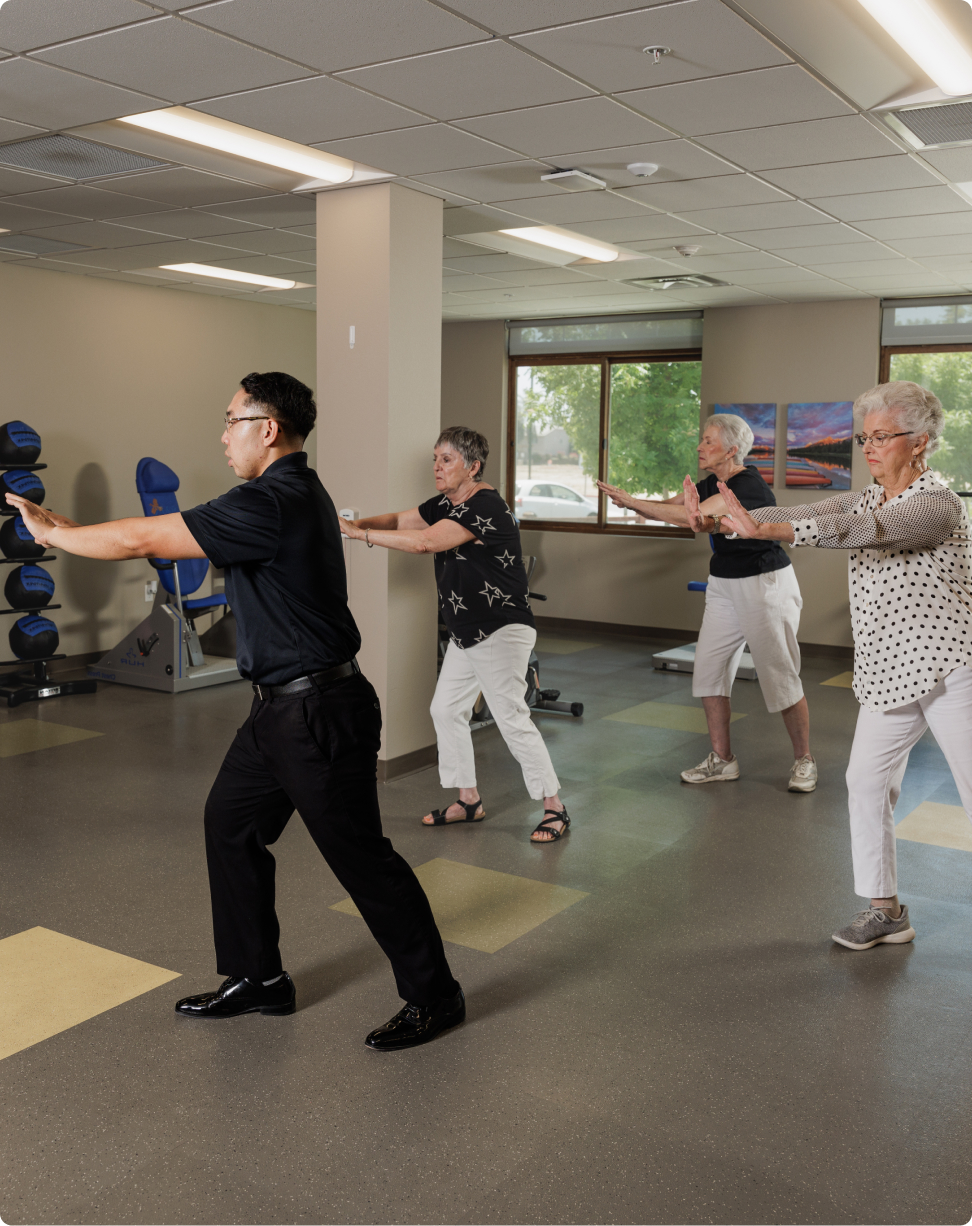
top-left (7, 372), bottom-right (464, 1052)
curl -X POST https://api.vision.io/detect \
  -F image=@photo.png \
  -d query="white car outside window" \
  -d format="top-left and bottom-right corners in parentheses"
top-left (515, 480), bottom-right (598, 519)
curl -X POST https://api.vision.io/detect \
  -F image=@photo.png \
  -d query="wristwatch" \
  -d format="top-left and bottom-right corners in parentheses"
top-left (710, 514), bottom-right (722, 533)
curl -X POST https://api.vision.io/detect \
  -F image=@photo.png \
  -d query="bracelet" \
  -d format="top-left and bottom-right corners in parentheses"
top-left (365, 528), bottom-right (373, 548)
top-left (710, 514), bottom-right (722, 533)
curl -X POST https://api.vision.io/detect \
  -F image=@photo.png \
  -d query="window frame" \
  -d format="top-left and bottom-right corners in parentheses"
top-left (880, 342), bottom-right (972, 383)
top-left (506, 348), bottom-right (701, 539)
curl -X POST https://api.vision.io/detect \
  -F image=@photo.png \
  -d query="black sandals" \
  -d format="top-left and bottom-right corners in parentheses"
top-left (530, 806), bottom-right (570, 843)
top-left (425, 798), bottom-right (486, 826)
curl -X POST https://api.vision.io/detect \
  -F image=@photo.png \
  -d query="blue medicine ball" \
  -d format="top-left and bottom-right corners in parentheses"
top-left (4, 564), bottom-right (54, 610)
top-left (0, 470), bottom-right (45, 516)
top-left (9, 614), bottom-right (58, 660)
top-left (0, 421), bottom-right (41, 465)
top-left (0, 515), bottom-right (44, 559)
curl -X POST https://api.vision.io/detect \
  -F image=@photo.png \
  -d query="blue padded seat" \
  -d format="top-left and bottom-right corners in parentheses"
top-left (135, 457), bottom-right (226, 611)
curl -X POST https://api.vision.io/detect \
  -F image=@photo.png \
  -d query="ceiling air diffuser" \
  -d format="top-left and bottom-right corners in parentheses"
top-left (627, 274), bottom-right (729, 290)
top-left (883, 100), bottom-right (972, 148)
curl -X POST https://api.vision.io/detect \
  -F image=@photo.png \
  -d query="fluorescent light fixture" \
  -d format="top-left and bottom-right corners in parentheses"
top-left (160, 263), bottom-right (298, 290)
top-left (498, 226), bottom-right (620, 262)
top-left (856, 0), bottom-right (972, 96)
top-left (119, 106), bottom-right (355, 184)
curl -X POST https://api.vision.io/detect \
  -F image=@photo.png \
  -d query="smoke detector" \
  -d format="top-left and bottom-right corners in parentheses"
top-left (627, 274), bottom-right (727, 290)
top-left (627, 162), bottom-right (660, 177)
top-left (540, 168), bottom-right (606, 192)
top-left (673, 244), bottom-right (701, 257)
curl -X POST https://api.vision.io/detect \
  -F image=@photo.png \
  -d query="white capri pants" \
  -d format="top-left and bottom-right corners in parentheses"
top-left (846, 665), bottom-right (972, 899)
top-left (692, 567), bottom-right (805, 714)
top-left (431, 623), bottom-right (560, 801)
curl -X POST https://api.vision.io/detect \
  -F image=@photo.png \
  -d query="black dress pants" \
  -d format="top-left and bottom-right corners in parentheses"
top-left (203, 671), bottom-right (459, 1006)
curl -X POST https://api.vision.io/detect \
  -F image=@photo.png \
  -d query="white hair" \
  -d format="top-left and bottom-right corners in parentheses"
top-left (708, 413), bottom-right (754, 463)
top-left (854, 381), bottom-right (944, 457)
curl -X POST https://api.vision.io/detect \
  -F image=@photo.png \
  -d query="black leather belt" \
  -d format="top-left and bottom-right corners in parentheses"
top-left (252, 659), bottom-right (359, 700)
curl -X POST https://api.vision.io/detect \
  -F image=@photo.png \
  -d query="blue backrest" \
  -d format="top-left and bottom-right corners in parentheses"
top-left (135, 457), bottom-right (209, 598)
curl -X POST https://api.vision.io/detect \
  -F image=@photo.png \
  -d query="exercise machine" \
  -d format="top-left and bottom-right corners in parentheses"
top-left (89, 458), bottom-right (241, 693)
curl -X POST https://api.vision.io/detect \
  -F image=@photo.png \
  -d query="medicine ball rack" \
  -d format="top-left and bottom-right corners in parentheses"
top-left (0, 459), bottom-right (97, 707)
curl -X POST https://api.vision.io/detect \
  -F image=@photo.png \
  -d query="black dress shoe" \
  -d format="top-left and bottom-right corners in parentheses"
top-left (175, 973), bottom-right (296, 1018)
top-left (365, 987), bottom-right (465, 1051)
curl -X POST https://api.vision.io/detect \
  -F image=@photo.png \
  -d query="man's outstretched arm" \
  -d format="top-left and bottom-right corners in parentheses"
top-left (5, 493), bottom-right (207, 560)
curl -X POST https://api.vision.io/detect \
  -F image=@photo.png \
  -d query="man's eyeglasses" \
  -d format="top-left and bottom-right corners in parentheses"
top-left (854, 431), bottom-right (913, 448)
top-left (224, 415), bottom-right (270, 429)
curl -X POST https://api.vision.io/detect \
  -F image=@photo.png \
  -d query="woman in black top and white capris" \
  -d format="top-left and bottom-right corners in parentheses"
top-left (340, 427), bottom-right (569, 845)
top-left (599, 414), bottom-right (816, 793)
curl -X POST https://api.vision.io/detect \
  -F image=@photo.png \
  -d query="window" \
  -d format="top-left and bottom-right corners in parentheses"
top-left (881, 345), bottom-right (972, 492)
top-left (508, 351), bottom-right (702, 535)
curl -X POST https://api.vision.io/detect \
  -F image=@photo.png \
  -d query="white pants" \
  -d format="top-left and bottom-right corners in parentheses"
top-left (431, 624), bottom-right (560, 801)
top-left (846, 665), bottom-right (972, 898)
top-left (692, 568), bottom-right (805, 714)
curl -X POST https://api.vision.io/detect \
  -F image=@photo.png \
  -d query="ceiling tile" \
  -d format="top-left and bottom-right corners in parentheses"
top-left (414, 161), bottom-right (571, 203)
top-left (454, 97), bottom-right (670, 159)
top-left (439, 252), bottom-right (551, 273)
top-left (855, 213), bottom-right (972, 239)
top-left (0, 116), bottom-right (45, 141)
top-left (887, 234), bottom-right (972, 257)
top-left (761, 155), bottom-right (940, 198)
top-left (53, 236), bottom-right (246, 269)
top-left (618, 175), bottom-right (787, 212)
top-left (22, 218), bottom-right (168, 248)
top-left (915, 147), bottom-right (972, 182)
top-left (337, 40), bottom-right (593, 121)
top-left (498, 191), bottom-right (654, 224)
top-left (396, 178), bottom-right (477, 206)
top-left (675, 200), bottom-right (829, 230)
top-left (486, 267), bottom-right (599, 286)
top-left (442, 273), bottom-right (508, 290)
top-left (629, 234), bottom-right (753, 255)
top-left (215, 229), bottom-right (315, 254)
top-left (837, 274), bottom-right (955, 289)
top-left (741, 281), bottom-right (855, 297)
top-left (314, 125), bottom-right (518, 176)
top-left (96, 168), bottom-right (278, 207)
top-left (725, 222), bottom-right (868, 249)
top-left (810, 186), bottom-right (970, 222)
top-left (722, 266), bottom-right (828, 284)
top-left (201, 253), bottom-right (314, 275)
top-left (5, 183), bottom-right (180, 219)
top-left (33, 16), bottom-right (312, 103)
top-left (698, 116), bottom-right (902, 171)
top-left (106, 208), bottom-right (264, 237)
top-left (570, 215), bottom-right (712, 242)
top-left (666, 251), bottom-right (789, 273)
top-left (437, 0), bottom-right (673, 35)
top-left (188, 0), bottom-right (488, 72)
top-left (767, 241), bottom-right (894, 264)
top-left (618, 64), bottom-right (850, 136)
top-left (0, 165), bottom-right (70, 195)
top-left (0, 0), bottom-right (154, 53)
top-left (442, 203), bottom-right (528, 234)
top-left (190, 77), bottom-right (429, 145)
top-left (514, 0), bottom-right (790, 93)
top-left (0, 57), bottom-right (163, 128)
top-left (520, 139), bottom-right (738, 189)
top-left (199, 194), bottom-right (317, 227)
top-left (801, 258), bottom-right (920, 276)
top-left (0, 199), bottom-right (84, 230)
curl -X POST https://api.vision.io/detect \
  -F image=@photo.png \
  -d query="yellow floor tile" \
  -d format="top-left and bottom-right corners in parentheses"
top-left (821, 672), bottom-right (854, 688)
top-left (0, 927), bottom-right (180, 1061)
top-left (332, 857), bottom-right (588, 954)
top-left (534, 635), bottom-right (598, 655)
top-left (0, 719), bottom-right (103, 758)
top-left (603, 701), bottom-right (745, 734)
top-left (896, 802), bottom-right (972, 853)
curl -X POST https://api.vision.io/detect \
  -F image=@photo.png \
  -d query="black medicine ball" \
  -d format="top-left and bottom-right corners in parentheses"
top-left (0, 421), bottom-right (41, 465)
top-left (4, 564), bottom-right (54, 610)
top-left (0, 515), bottom-right (44, 559)
top-left (9, 614), bottom-right (58, 660)
top-left (0, 470), bottom-right (44, 515)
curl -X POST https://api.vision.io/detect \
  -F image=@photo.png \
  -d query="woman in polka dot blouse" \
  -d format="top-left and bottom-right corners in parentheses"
top-left (685, 381), bottom-right (972, 953)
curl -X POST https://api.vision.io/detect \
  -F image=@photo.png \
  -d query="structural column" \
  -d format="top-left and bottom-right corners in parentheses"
top-left (316, 182), bottom-right (443, 778)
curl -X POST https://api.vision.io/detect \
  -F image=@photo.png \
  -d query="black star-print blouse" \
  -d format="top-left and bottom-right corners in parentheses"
top-left (418, 486), bottom-right (534, 648)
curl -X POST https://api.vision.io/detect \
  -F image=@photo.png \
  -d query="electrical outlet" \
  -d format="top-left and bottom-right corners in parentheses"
top-left (145, 579), bottom-right (158, 602)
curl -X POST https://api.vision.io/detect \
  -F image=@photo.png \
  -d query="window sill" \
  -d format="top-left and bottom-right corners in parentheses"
top-left (517, 519), bottom-right (695, 540)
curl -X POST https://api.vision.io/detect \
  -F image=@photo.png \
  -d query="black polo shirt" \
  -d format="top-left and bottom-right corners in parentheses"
top-left (182, 452), bottom-right (360, 685)
top-left (696, 465), bottom-right (791, 580)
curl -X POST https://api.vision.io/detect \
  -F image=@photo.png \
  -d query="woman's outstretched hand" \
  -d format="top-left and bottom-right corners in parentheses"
top-left (717, 481), bottom-right (761, 538)
top-left (339, 516), bottom-right (363, 540)
top-left (682, 475), bottom-right (707, 532)
top-left (596, 480), bottom-right (630, 509)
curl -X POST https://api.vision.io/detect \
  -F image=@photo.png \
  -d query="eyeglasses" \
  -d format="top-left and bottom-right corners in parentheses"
top-left (854, 431), bottom-right (913, 448)
top-left (224, 415), bottom-right (270, 429)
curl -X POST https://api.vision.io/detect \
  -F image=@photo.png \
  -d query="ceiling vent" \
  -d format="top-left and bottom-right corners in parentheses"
top-left (0, 234), bottom-right (88, 256)
top-left (627, 274), bottom-right (728, 290)
top-left (540, 169), bottom-right (606, 192)
top-left (0, 134), bottom-right (167, 180)
top-left (884, 100), bottom-right (972, 148)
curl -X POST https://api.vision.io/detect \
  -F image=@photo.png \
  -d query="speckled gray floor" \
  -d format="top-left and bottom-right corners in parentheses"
top-left (1, 634), bottom-right (971, 1226)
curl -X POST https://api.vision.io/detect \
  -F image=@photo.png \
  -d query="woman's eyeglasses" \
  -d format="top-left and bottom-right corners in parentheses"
top-left (854, 431), bottom-right (913, 448)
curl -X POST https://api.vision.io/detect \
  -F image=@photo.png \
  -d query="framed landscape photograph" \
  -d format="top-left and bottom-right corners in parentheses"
top-left (785, 402), bottom-right (853, 489)
top-left (714, 403), bottom-right (776, 484)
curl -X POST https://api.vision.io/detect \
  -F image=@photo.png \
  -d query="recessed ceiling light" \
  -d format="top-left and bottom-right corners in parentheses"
top-left (498, 226), bottom-right (619, 262)
top-left (855, 0), bottom-right (972, 96)
top-left (119, 106), bottom-right (355, 185)
top-left (159, 263), bottom-right (299, 290)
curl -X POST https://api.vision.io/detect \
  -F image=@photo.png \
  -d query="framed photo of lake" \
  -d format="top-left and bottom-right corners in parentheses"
top-left (785, 402), bottom-right (853, 490)
top-left (714, 403), bottom-right (776, 485)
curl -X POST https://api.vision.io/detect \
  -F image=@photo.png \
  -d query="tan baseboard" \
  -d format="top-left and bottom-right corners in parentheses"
top-left (378, 743), bottom-right (438, 783)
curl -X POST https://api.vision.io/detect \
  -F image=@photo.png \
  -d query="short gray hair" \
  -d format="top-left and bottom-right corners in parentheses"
top-left (708, 413), bottom-right (754, 463)
top-left (854, 381), bottom-right (944, 457)
top-left (436, 426), bottom-right (488, 480)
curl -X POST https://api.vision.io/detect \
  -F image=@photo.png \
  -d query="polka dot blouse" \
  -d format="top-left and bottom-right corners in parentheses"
top-left (749, 473), bottom-right (972, 712)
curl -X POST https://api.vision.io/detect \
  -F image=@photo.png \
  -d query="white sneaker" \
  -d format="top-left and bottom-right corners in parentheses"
top-left (788, 755), bottom-right (817, 792)
top-left (680, 752), bottom-right (740, 784)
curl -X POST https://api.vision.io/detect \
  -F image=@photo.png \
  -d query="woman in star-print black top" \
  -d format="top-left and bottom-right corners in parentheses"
top-left (339, 426), bottom-right (570, 845)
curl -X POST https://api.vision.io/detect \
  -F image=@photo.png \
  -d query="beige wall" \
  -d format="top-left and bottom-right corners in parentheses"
top-left (444, 299), bottom-right (882, 648)
top-left (0, 261), bottom-right (315, 660)
top-left (441, 319), bottom-right (507, 490)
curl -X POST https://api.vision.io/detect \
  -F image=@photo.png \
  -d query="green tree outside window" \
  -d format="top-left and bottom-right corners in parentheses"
top-left (888, 352), bottom-right (972, 490)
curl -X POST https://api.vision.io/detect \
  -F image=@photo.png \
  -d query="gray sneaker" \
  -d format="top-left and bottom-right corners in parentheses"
top-left (788, 754), bottom-right (817, 792)
top-left (832, 905), bottom-right (915, 951)
top-left (680, 751), bottom-right (740, 784)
